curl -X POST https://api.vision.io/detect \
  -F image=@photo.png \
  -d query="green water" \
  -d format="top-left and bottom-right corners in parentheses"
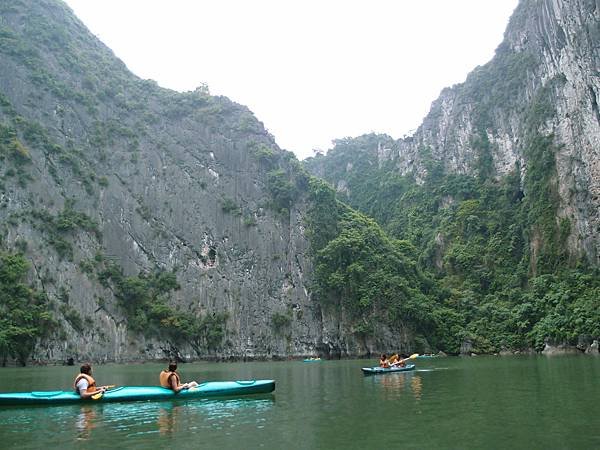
top-left (0, 356), bottom-right (598, 449)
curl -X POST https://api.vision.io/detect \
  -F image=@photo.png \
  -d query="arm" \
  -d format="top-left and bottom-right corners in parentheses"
top-left (79, 387), bottom-right (106, 399)
top-left (169, 374), bottom-right (189, 393)
top-left (76, 380), bottom-right (106, 399)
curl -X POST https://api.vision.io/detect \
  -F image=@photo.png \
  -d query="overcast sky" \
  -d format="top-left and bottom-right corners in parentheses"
top-left (63, 0), bottom-right (519, 160)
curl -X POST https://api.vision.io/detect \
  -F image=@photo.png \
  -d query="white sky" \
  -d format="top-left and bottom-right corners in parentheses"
top-left (63, 0), bottom-right (519, 159)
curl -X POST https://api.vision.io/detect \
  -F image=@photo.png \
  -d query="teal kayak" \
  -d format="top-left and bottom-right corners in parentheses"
top-left (361, 364), bottom-right (416, 375)
top-left (0, 380), bottom-right (275, 406)
top-left (416, 355), bottom-right (439, 359)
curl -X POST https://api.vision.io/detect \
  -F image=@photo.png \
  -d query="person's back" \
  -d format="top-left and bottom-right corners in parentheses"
top-left (160, 362), bottom-right (198, 393)
top-left (74, 363), bottom-right (106, 399)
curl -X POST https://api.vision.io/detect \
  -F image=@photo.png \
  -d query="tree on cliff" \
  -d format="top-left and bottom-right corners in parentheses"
top-left (0, 251), bottom-right (54, 366)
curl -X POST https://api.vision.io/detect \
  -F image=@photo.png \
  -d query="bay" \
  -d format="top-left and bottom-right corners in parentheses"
top-left (0, 356), bottom-right (598, 449)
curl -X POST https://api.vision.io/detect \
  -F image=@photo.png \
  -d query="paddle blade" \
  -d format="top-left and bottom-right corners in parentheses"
top-left (408, 353), bottom-right (419, 360)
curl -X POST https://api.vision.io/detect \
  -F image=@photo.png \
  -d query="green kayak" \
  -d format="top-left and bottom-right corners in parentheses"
top-left (361, 364), bottom-right (416, 375)
top-left (0, 380), bottom-right (275, 406)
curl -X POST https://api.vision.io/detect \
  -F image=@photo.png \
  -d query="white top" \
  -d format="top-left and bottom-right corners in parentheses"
top-left (76, 378), bottom-right (89, 394)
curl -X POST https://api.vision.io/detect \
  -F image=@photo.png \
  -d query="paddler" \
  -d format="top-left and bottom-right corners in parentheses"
top-left (379, 354), bottom-right (391, 368)
top-left (159, 362), bottom-right (199, 393)
top-left (74, 363), bottom-right (108, 399)
top-left (390, 352), bottom-right (406, 367)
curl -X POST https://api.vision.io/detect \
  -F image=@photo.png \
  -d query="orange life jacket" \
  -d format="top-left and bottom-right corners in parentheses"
top-left (74, 373), bottom-right (96, 393)
top-left (379, 359), bottom-right (390, 368)
top-left (159, 370), bottom-right (181, 389)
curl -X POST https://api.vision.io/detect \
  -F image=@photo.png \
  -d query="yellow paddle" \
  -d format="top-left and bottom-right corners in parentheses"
top-left (91, 385), bottom-right (116, 400)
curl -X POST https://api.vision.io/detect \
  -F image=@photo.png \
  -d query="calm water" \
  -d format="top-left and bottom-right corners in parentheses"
top-left (0, 356), bottom-right (598, 449)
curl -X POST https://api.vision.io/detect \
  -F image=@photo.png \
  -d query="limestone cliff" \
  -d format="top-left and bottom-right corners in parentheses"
top-left (306, 0), bottom-right (600, 266)
top-left (2, 0), bottom-right (598, 362)
top-left (0, 0), bottom-right (326, 362)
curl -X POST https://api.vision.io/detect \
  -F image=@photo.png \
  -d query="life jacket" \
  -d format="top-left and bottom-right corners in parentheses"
top-left (160, 370), bottom-right (181, 389)
top-left (74, 373), bottom-right (96, 393)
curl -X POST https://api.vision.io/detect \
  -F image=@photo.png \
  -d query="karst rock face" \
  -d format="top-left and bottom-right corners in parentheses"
top-left (1, 0), bottom-right (598, 363)
top-left (0, 0), bottom-right (325, 362)
top-left (307, 0), bottom-right (600, 264)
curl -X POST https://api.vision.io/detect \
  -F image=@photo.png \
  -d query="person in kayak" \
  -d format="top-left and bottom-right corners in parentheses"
top-left (379, 354), bottom-right (390, 368)
top-left (160, 362), bottom-right (199, 393)
top-left (391, 353), bottom-right (407, 367)
top-left (74, 363), bottom-right (107, 399)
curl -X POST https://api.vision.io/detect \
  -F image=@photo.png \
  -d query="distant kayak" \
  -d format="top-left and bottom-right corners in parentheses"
top-left (0, 380), bottom-right (275, 406)
top-left (303, 358), bottom-right (322, 362)
top-left (361, 364), bottom-right (416, 375)
top-left (416, 355), bottom-right (439, 359)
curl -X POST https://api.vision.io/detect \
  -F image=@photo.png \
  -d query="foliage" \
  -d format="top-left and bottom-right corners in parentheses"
top-left (271, 312), bottom-right (292, 333)
top-left (0, 251), bottom-right (55, 365)
top-left (97, 263), bottom-right (228, 353)
top-left (221, 197), bottom-right (241, 216)
top-left (308, 182), bottom-right (440, 344)
top-left (303, 76), bottom-right (598, 353)
top-left (30, 203), bottom-right (100, 260)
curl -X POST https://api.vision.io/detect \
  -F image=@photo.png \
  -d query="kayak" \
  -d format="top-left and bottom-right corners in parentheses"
top-left (303, 358), bottom-right (321, 362)
top-left (416, 355), bottom-right (439, 359)
top-left (0, 380), bottom-right (275, 406)
top-left (361, 364), bottom-right (416, 375)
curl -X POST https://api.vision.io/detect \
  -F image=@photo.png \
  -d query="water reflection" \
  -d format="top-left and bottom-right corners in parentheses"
top-left (411, 376), bottom-right (422, 400)
top-left (98, 396), bottom-right (275, 437)
top-left (75, 406), bottom-right (97, 441)
top-left (365, 373), bottom-right (424, 400)
top-left (157, 404), bottom-right (182, 435)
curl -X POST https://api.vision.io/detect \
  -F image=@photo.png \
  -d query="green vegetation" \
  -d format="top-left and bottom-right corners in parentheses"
top-left (96, 260), bottom-right (228, 352)
top-left (30, 202), bottom-right (100, 260)
top-left (307, 179), bottom-right (441, 348)
top-left (303, 75), bottom-right (598, 354)
top-left (248, 142), bottom-right (310, 216)
top-left (0, 251), bottom-right (55, 365)
top-left (271, 311), bottom-right (292, 333)
top-left (221, 197), bottom-right (242, 216)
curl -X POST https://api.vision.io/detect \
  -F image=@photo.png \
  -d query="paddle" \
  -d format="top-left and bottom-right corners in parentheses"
top-left (91, 385), bottom-right (116, 400)
top-left (390, 353), bottom-right (419, 367)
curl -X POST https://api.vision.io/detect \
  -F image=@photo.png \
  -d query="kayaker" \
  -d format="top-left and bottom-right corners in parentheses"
top-left (74, 363), bottom-right (107, 399)
top-left (391, 353), bottom-right (406, 367)
top-left (379, 354), bottom-right (390, 368)
top-left (388, 353), bottom-right (399, 365)
top-left (160, 362), bottom-right (199, 393)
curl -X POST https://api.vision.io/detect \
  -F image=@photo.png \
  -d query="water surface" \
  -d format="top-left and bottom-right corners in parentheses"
top-left (0, 356), bottom-right (598, 449)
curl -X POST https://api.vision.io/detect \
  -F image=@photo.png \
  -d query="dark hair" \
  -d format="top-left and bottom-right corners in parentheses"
top-left (168, 362), bottom-right (177, 372)
top-left (380, 354), bottom-right (387, 359)
top-left (80, 363), bottom-right (92, 375)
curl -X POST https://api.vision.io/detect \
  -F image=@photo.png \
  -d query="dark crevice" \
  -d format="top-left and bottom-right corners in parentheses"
top-left (589, 85), bottom-right (600, 125)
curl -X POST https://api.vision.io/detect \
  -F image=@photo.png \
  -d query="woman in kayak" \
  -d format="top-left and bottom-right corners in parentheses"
top-left (160, 362), bottom-right (199, 393)
top-left (390, 353), bottom-right (406, 367)
top-left (379, 354), bottom-right (390, 368)
top-left (74, 363), bottom-right (108, 399)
